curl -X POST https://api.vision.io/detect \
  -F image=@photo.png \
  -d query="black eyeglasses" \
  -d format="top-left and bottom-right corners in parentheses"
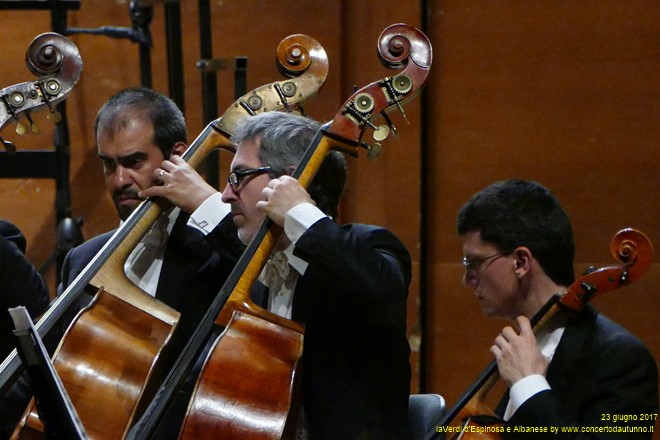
top-left (462, 251), bottom-right (511, 276)
top-left (227, 166), bottom-right (272, 190)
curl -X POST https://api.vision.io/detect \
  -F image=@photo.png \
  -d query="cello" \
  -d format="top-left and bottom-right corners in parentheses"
top-left (8, 34), bottom-right (329, 439)
top-left (144, 23), bottom-right (432, 440)
top-left (436, 228), bottom-right (654, 439)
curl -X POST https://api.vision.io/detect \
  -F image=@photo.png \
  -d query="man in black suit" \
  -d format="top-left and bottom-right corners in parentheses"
top-left (456, 179), bottom-right (658, 438)
top-left (0, 220), bottom-right (50, 437)
top-left (152, 111), bottom-right (412, 439)
top-left (59, 88), bottom-right (243, 350)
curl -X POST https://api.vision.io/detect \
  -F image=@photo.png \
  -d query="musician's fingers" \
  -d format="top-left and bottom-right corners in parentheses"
top-left (500, 325), bottom-right (517, 341)
top-left (493, 333), bottom-right (507, 350)
top-left (139, 184), bottom-right (163, 198)
top-left (516, 316), bottom-right (533, 336)
top-left (255, 200), bottom-right (268, 213)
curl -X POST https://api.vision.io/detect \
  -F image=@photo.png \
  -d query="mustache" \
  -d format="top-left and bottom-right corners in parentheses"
top-left (230, 203), bottom-right (242, 216)
top-left (112, 188), bottom-right (141, 201)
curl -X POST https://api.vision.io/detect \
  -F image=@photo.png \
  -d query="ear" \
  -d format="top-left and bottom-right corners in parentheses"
top-left (170, 141), bottom-right (187, 157)
top-left (512, 247), bottom-right (533, 278)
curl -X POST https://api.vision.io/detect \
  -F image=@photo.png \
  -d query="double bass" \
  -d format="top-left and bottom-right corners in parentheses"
top-left (127, 23), bottom-right (432, 440)
top-left (9, 34), bottom-right (329, 439)
top-left (437, 228), bottom-right (653, 439)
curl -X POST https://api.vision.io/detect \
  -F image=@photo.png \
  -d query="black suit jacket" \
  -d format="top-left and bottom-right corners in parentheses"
top-left (236, 219), bottom-right (412, 440)
top-left (0, 221), bottom-right (50, 438)
top-left (503, 305), bottom-right (659, 438)
top-left (0, 220), bottom-right (49, 359)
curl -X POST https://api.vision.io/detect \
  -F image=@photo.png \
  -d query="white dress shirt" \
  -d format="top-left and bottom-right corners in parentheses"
top-left (258, 203), bottom-right (326, 319)
top-left (123, 193), bottom-right (231, 296)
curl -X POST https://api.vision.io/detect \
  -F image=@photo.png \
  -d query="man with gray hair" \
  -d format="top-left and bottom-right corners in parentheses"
top-left (176, 111), bottom-right (413, 439)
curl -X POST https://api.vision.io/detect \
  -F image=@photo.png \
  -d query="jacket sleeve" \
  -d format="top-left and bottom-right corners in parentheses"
top-left (293, 219), bottom-right (412, 307)
top-left (0, 221), bottom-right (50, 359)
top-left (0, 221), bottom-right (49, 319)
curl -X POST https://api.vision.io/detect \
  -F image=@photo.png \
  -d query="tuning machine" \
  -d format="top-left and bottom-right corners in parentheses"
top-left (382, 74), bottom-right (412, 124)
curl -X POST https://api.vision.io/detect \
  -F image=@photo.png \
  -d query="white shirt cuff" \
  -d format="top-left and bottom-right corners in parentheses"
top-left (508, 374), bottom-right (551, 417)
top-left (284, 202), bottom-right (326, 244)
top-left (187, 192), bottom-right (230, 235)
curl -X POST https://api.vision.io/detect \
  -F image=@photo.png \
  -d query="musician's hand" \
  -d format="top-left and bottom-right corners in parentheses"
top-left (139, 155), bottom-right (218, 213)
top-left (491, 316), bottom-right (549, 386)
top-left (255, 176), bottom-right (315, 227)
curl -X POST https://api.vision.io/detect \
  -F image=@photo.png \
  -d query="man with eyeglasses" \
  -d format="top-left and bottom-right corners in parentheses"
top-left (170, 111), bottom-right (411, 440)
top-left (455, 179), bottom-right (658, 438)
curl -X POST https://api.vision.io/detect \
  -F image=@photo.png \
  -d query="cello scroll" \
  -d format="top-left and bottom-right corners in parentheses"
top-left (559, 228), bottom-right (653, 312)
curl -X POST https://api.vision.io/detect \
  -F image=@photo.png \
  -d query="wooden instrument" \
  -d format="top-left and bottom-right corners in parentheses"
top-left (0, 32), bottom-right (82, 153)
top-left (437, 228), bottom-right (654, 439)
top-left (8, 34), bottom-right (328, 440)
top-left (158, 23), bottom-right (433, 440)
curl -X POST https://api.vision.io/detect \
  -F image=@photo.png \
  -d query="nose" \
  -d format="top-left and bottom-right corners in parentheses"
top-left (111, 165), bottom-right (132, 189)
top-left (221, 182), bottom-right (238, 203)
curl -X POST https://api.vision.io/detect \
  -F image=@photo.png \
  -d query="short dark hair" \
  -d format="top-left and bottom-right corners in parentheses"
top-left (94, 87), bottom-right (187, 157)
top-left (457, 179), bottom-right (575, 286)
top-left (232, 112), bottom-right (347, 219)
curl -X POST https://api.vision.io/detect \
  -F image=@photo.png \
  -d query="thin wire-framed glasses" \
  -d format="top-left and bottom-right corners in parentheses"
top-left (462, 251), bottom-right (510, 277)
top-left (227, 166), bottom-right (272, 190)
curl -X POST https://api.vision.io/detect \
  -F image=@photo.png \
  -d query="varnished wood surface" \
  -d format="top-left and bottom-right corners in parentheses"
top-left (0, 3), bottom-right (658, 430)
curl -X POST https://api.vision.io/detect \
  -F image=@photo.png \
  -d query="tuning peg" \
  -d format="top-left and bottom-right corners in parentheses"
top-left (367, 143), bottom-right (382, 161)
top-left (0, 137), bottom-right (16, 154)
top-left (373, 125), bottom-right (390, 142)
top-left (47, 110), bottom-right (62, 123)
top-left (26, 114), bottom-right (40, 135)
top-left (16, 119), bottom-right (28, 136)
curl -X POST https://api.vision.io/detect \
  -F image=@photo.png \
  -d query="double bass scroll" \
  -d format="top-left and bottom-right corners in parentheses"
top-left (212, 33), bottom-right (328, 142)
top-left (437, 228), bottom-right (654, 439)
top-left (0, 32), bottom-right (82, 152)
